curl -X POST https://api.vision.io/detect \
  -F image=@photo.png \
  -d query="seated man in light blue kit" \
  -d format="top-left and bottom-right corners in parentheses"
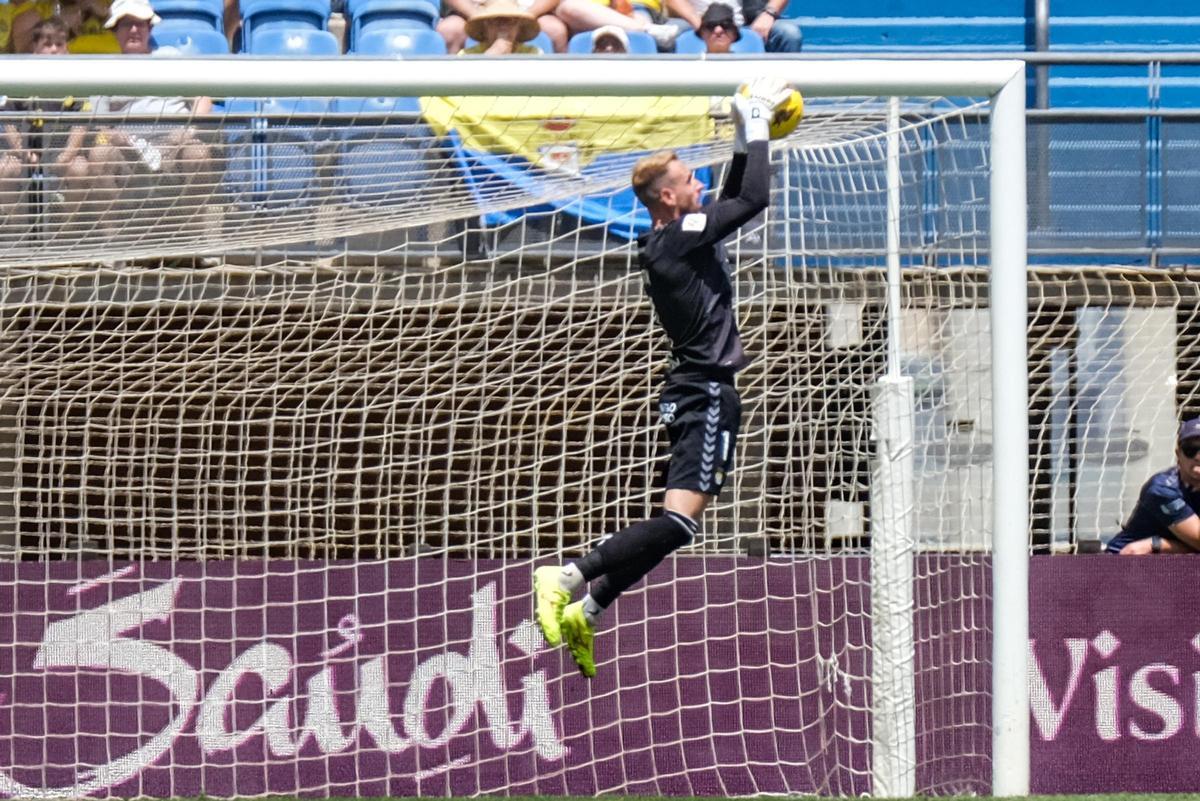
top-left (1107, 417), bottom-right (1200, 555)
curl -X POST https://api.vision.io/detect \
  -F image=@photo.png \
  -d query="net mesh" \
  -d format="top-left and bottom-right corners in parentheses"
top-left (0, 93), bottom-right (1006, 797)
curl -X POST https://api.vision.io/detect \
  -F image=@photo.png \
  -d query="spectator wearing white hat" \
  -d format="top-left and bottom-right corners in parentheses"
top-left (103, 0), bottom-right (160, 53)
top-left (590, 23), bottom-right (627, 51)
top-left (63, 0), bottom-right (216, 239)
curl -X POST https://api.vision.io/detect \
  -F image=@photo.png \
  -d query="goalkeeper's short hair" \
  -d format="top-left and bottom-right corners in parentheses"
top-left (631, 149), bottom-right (678, 208)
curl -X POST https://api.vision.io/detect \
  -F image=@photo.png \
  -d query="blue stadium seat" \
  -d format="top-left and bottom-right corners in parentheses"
top-left (351, 26), bottom-right (446, 55)
top-left (240, 0), bottom-right (330, 50)
top-left (339, 26), bottom-right (443, 203)
top-left (152, 21), bottom-right (230, 53)
top-left (225, 97), bottom-right (331, 211)
top-left (672, 27), bottom-right (763, 53)
top-left (332, 96), bottom-right (440, 206)
top-left (347, 0), bottom-right (439, 50)
top-left (566, 29), bottom-right (656, 54)
top-left (246, 26), bottom-right (341, 54)
top-left (152, 0), bottom-right (224, 30)
top-left (463, 30), bottom-right (553, 52)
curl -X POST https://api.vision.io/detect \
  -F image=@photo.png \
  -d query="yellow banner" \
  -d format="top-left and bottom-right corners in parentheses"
top-left (420, 95), bottom-right (717, 173)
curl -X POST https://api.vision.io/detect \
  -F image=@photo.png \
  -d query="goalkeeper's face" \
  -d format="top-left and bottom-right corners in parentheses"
top-left (659, 159), bottom-right (704, 215)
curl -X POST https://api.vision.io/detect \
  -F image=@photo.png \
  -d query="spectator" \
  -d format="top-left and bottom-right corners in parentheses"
top-left (459, 0), bottom-right (543, 54)
top-left (590, 23), bottom-right (626, 52)
top-left (0, 18), bottom-right (89, 229)
top-left (9, 0), bottom-right (58, 52)
top-left (553, 0), bottom-right (678, 50)
top-left (667, 0), bottom-right (800, 53)
top-left (1107, 417), bottom-right (1200, 555)
top-left (64, 0), bottom-right (122, 53)
top-left (10, 0), bottom-right (120, 53)
top-left (64, 0), bottom-right (214, 235)
top-left (223, 0), bottom-right (240, 50)
top-left (440, 0), bottom-right (567, 53)
top-left (696, 2), bottom-right (733, 52)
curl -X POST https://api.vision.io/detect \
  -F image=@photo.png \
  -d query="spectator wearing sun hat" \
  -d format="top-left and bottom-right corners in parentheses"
top-left (696, 2), bottom-right (736, 52)
top-left (666, 0), bottom-right (800, 53)
top-left (459, 0), bottom-right (544, 54)
top-left (440, 0), bottom-right (567, 53)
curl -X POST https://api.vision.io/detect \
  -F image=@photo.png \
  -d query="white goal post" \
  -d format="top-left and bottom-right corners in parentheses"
top-left (3, 57), bottom-right (1029, 797)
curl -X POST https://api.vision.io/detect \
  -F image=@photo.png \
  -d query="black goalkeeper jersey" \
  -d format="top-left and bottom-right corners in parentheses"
top-left (636, 140), bottom-right (770, 380)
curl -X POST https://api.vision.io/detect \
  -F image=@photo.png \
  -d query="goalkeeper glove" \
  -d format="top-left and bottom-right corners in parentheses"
top-left (731, 77), bottom-right (793, 150)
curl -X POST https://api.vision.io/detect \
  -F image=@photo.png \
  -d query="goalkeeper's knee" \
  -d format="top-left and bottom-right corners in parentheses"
top-left (663, 510), bottom-right (700, 549)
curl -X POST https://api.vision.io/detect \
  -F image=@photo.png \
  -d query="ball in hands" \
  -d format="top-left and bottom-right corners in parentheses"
top-left (768, 89), bottom-right (804, 139)
top-left (737, 83), bottom-right (805, 140)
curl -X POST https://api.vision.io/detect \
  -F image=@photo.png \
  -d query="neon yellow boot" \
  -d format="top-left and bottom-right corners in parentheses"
top-left (532, 565), bottom-right (570, 647)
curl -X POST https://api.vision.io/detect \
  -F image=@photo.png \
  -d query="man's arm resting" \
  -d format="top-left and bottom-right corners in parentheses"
top-left (1168, 514), bottom-right (1200, 550)
top-left (1119, 534), bottom-right (1197, 555)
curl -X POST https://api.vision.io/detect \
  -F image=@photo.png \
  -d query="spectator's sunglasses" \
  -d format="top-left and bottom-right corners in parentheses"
top-left (1181, 440), bottom-right (1200, 459)
top-left (701, 20), bottom-right (733, 32)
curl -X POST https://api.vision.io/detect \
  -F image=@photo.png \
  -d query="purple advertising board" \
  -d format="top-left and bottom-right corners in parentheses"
top-left (0, 558), bottom-right (898, 798)
top-left (1029, 555), bottom-right (1200, 794)
top-left (0, 554), bottom-right (1181, 798)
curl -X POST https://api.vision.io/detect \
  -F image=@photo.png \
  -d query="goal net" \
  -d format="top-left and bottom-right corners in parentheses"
top-left (0, 60), bottom-right (1027, 798)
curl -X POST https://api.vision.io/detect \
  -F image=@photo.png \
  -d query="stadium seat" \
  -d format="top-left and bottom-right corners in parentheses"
top-left (338, 26), bottom-right (444, 204)
top-left (151, 0), bottom-right (224, 31)
top-left (672, 27), bottom-right (764, 53)
top-left (347, 0), bottom-right (439, 50)
top-left (333, 97), bottom-right (439, 206)
top-left (246, 26), bottom-right (341, 54)
top-left (225, 96), bottom-right (331, 211)
top-left (240, 0), bottom-right (330, 50)
top-left (152, 21), bottom-right (231, 53)
top-left (566, 29), bottom-right (657, 54)
top-left (351, 25), bottom-right (446, 55)
top-left (463, 30), bottom-right (553, 52)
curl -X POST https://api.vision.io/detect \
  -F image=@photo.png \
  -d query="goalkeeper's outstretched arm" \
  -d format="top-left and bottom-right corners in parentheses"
top-left (703, 77), bottom-right (793, 238)
top-left (706, 141), bottom-right (770, 242)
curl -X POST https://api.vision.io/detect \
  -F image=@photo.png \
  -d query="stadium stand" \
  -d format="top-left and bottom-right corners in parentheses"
top-left (791, 0), bottom-right (1027, 52)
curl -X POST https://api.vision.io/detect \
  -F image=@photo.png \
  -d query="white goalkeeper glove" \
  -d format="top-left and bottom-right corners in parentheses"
top-left (731, 77), bottom-right (792, 151)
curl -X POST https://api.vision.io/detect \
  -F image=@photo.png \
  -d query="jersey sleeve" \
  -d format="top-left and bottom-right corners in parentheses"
top-left (1143, 476), bottom-right (1197, 527)
top-left (659, 140), bottom-right (770, 253)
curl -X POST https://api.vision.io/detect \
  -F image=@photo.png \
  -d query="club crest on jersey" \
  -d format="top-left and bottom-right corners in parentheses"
top-left (659, 401), bottom-right (677, 424)
top-left (681, 213), bottom-right (706, 232)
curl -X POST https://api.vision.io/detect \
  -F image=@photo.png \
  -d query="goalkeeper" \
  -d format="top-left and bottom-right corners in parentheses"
top-left (533, 78), bottom-right (793, 678)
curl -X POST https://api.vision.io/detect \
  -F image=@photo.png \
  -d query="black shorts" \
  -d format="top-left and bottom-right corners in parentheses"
top-left (658, 376), bottom-right (742, 497)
